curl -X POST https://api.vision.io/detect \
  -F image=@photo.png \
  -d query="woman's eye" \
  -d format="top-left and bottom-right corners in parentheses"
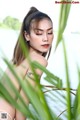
top-left (48, 32), bottom-right (53, 35)
top-left (36, 33), bottom-right (42, 35)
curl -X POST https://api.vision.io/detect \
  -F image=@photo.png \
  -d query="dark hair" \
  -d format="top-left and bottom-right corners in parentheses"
top-left (12, 7), bottom-right (53, 66)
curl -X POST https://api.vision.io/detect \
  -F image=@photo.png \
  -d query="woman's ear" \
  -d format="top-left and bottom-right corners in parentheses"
top-left (24, 31), bottom-right (30, 41)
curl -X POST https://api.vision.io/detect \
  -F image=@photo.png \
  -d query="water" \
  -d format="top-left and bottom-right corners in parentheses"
top-left (0, 29), bottom-right (80, 119)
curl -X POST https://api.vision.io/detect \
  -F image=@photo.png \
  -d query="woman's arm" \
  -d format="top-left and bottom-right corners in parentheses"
top-left (15, 56), bottom-right (48, 120)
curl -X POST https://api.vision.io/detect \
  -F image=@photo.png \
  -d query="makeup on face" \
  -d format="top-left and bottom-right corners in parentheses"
top-left (33, 28), bottom-right (53, 36)
top-left (41, 44), bottom-right (50, 49)
top-left (28, 19), bottom-right (53, 55)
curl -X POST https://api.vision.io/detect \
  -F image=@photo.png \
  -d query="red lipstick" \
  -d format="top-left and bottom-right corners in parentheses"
top-left (41, 44), bottom-right (49, 48)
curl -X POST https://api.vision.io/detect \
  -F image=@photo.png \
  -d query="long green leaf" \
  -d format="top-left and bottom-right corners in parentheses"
top-left (55, 0), bottom-right (72, 49)
top-left (32, 61), bottom-right (62, 88)
top-left (62, 38), bottom-right (72, 120)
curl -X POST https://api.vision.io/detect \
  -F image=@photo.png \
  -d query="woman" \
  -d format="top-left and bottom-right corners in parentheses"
top-left (0, 6), bottom-right (54, 120)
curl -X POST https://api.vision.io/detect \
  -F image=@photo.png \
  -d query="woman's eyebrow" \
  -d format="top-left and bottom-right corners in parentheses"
top-left (47, 27), bottom-right (53, 30)
top-left (34, 27), bottom-right (53, 31)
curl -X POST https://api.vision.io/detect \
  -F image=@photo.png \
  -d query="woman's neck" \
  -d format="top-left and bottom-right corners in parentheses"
top-left (29, 47), bottom-right (43, 56)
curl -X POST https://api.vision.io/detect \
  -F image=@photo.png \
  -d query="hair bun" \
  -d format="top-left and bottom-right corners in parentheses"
top-left (26, 6), bottom-right (39, 17)
top-left (30, 7), bottom-right (39, 12)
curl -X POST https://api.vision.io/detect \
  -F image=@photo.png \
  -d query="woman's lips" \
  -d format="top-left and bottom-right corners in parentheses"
top-left (41, 44), bottom-right (49, 48)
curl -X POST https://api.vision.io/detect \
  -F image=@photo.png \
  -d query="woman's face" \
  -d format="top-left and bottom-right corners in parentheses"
top-left (26, 18), bottom-right (54, 55)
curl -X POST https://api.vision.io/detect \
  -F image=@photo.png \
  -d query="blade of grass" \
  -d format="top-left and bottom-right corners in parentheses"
top-left (32, 61), bottom-right (62, 88)
top-left (55, 0), bottom-right (72, 49)
top-left (62, 38), bottom-right (72, 120)
top-left (72, 66), bottom-right (80, 120)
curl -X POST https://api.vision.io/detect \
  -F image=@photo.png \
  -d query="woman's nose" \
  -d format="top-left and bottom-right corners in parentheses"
top-left (42, 33), bottom-right (48, 42)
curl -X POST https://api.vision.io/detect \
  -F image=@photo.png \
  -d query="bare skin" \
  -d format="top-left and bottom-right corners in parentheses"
top-left (15, 52), bottom-right (48, 120)
top-left (0, 53), bottom-right (47, 120)
top-left (0, 18), bottom-right (53, 120)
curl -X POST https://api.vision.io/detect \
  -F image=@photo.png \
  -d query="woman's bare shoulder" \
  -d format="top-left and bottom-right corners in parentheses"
top-left (36, 55), bottom-right (48, 67)
top-left (30, 52), bottom-right (48, 67)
